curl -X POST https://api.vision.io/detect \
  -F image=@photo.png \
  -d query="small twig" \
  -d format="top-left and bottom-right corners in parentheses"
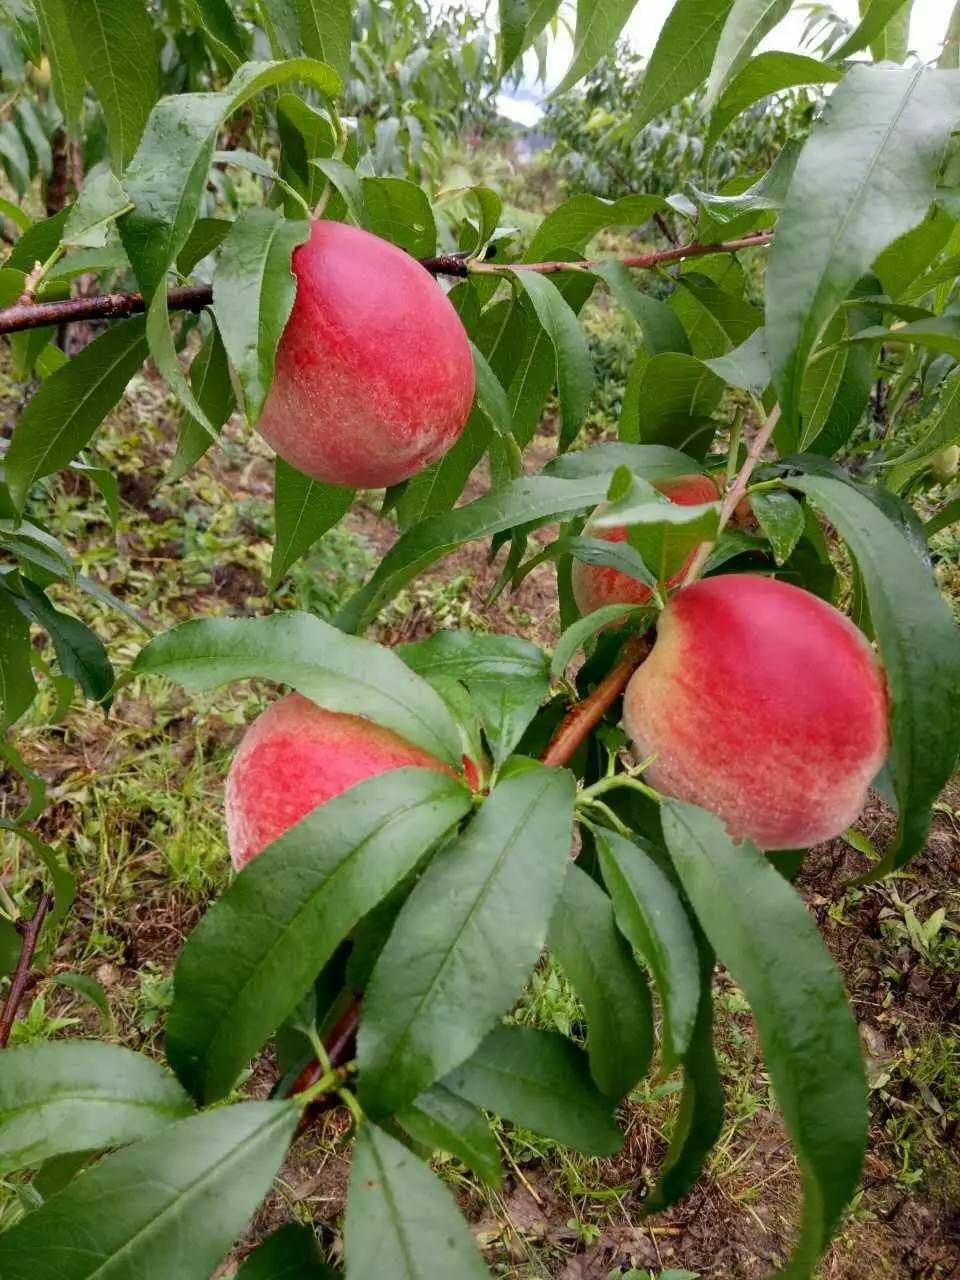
top-left (287, 999), bottom-right (361, 1132)
top-left (0, 233), bottom-right (774, 336)
top-left (542, 631), bottom-right (653, 768)
top-left (0, 891), bottom-right (52, 1047)
top-left (682, 404), bottom-right (782, 586)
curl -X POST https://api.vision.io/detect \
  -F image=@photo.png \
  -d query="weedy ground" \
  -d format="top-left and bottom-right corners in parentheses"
top-left (0, 205), bottom-right (958, 1277)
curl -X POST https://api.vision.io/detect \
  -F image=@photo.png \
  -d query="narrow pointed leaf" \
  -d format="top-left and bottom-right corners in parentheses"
top-left (706, 0), bottom-right (795, 106)
top-left (169, 325), bottom-right (236, 482)
top-left (167, 770), bottom-right (470, 1104)
top-left (662, 800), bottom-right (867, 1278)
top-left (513, 270), bottom-right (594, 449)
top-left (442, 1025), bottom-right (623, 1155)
top-left (33, 0), bottom-right (85, 133)
top-left (65, 0), bottom-right (158, 170)
top-left (595, 829), bottom-right (700, 1069)
top-left (4, 317), bottom-right (148, 509)
top-left (296, 0), bottom-right (351, 80)
top-left (500, 0), bottom-right (529, 72)
top-left (133, 612), bottom-right (463, 765)
top-left (336, 473), bottom-right (616, 632)
top-left (831, 0), bottom-right (912, 60)
top-left (16, 580), bottom-right (113, 704)
top-left (346, 1122), bottom-right (489, 1279)
top-left (707, 51), bottom-right (842, 152)
top-left (549, 863), bottom-right (654, 1098)
top-left (766, 65), bottom-right (960, 439)
top-left (554, 0), bottom-right (640, 95)
top-left (630, 0), bottom-right (736, 132)
top-left (789, 474), bottom-right (960, 874)
top-left (236, 1225), bottom-right (336, 1278)
top-left (271, 460), bottom-right (355, 587)
top-left (0, 1102), bottom-right (298, 1280)
top-left (398, 1085), bottom-right (501, 1186)
top-left (0, 585), bottom-right (36, 729)
top-left (0, 1041), bottom-right (192, 1173)
top-left (644, 928), bottom-right (724, 1211)
top-left (213, 207), bottom-right (310, 422)
top-left (359, 766), bottom-right (575, 1117)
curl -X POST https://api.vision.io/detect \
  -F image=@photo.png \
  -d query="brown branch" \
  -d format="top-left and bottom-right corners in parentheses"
top-left (0, 232), bottom-right (773, 336)
top-left (0, 285), bottom-right (214, 335)
top-left (542, 631), bottom-right (653, 768)
top-left (0, 891), bottom-right (52, 1048)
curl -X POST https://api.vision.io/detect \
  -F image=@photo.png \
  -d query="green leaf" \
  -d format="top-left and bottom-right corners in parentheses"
top-left (362, 177), bottom-right (436, 256)
top-left (926, 495), bottom-right (960, 535)
top-left (169, 325), bottom-right (237, 482)
top-left (749, 488), bottom-right (804, 564)
top-left (548, 863), bottom-right (654, 1098)
top-left (65, 0), bottom-right (158, 170)
top-left (941, 0), bottom-right (960, 68)
top-left (69, 463), bottom-right (119, 531)
top-left (442, 1025), bottom-right (623, 1156)
top-left (311, 156), bottom-right (368, 226)
top-left (840, 313), bottom-right (960, 363)
top-left (662, 800), bottom-right (867, 1279)
top-left (62, 171), bottom-right (130, 249)
top-left (644, 927), bottom-right (724, 1212)
top-left (0, 1041), bottom-right (192, 1173)
top-left (595, 829), bottom-right (700, 1071)
top-left (513, 270), bottom-right (594, 449)
top-left (236, 1225), bottom-right (335, 1279)
top-left (50, 971), bottom-right (113, 1031)
top-left (499, 0), bottom-right (528, 72)
top-left (394, 409), bottom-right (491, 529)
top-left (296, 0), bottom-right (351, 80)
top-left (766, 65), bottom-right (960, 441)
top-left (471, 342), bottom-right (514, 437)
top-left (168, 770), bottom-right (468, 1105)
top-left (551, 605), bottom-right (648, 675)
top-left (270, 460), bottom-right (355, 587)
top-left (346, 1122), bottom-right (490, 1279)
top-left (619, 352), bottom-right (723, 457)
top-left (0, 917), bottom-right (19, 976)
top-left (554, 0), bottom-right (640, 95)
top-left (689, 139), bottom-right (800, 227)
top-left (398, 631), bottom-right (550, 765)
top-left (336, 473), bottom-right (616, 633)
top-left (629, 0), bottom-right (736, 132)
top-left (359, 766), bottom-right (575, 1118)
top-left (16, 580), bottom-right (113, 704)
top-left (592, 260), bottom-right (692, 355)
top-left (6, 208), bottom-right (66, 272)
top-left (706, 0), bottom-right (795, 106)
top-left (789, 474), bottom-right (960, 874)
top-left (133, 611), bottom-right (463, 766)
top-left (146, 289), bottom-right (214, 432)
top-left (178, 218), bottom-right (232, 275)
top-left (0, 517), bottom-right (74, 581)
top-left (33, 0), bottom-right (85, 132)
top-left (703, 326), bottom-right (770, 394)
top-left (831, 0), bottom-right (912, 60)
top-left (120, 59), bottom-right (340, 300)
top-left (4, 317), bottom-right (148, 509)
top-left (706, 51), bottom-right (843, 153)
top-left (0, 583), bottom-right (36, 729)
top-left (525, 193), bottom-right (672, 262)
top-left (213, 208), bottom-right (309, 422)
top-left (546, 442), bottom-right (699, 481)
top-left (397, 1085), bottom-right (501, 1186)
top-left (0, 1101), bottom-right (298, 1280)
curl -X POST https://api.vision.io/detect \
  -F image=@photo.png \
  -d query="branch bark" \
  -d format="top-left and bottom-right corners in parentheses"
top-left (0, 891), bottom-right (52, 1048)
top-left (542, 630), bottom-right (653, 768)
top-left (0, 233), bottom-right (773, 336)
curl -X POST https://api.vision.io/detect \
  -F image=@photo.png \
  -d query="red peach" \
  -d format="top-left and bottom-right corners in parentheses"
top-left (571, 474), bottom-right (719, 615)
top-left (623, 574), bottom-right (888, 849)
top-left (257, 221), bottom-right (475, 489)
top-left (225, 693), bottom-right (454, 869)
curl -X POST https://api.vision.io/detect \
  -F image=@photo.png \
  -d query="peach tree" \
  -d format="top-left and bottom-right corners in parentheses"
top-left (0, 1), bottom-right (959, 1277)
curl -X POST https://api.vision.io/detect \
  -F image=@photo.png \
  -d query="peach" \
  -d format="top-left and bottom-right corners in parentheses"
top-left (225, 693), bottom-right (454, 869)
top-left (257, 220), bottom-right (475, 489)
top-left (623, 575), bottom-right (888, 849)
top-left (571, 474), bottom-right (719, 614)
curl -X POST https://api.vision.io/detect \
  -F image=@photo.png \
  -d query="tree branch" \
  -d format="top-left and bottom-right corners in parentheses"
top-left (682, 403), bottom-right (782, 586)
top-left (0, 232), bottom-right (773, 336)
top-left (542, 631), bottom-right (653, 768)
top-left (0, 891), bottom-right (52, 1047)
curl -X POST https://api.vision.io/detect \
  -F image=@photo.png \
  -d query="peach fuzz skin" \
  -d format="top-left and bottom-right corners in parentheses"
top-left (571, 474), bottom-right (719, 615)
top-left (623, 575), bottom-right (888, 850)
top-left (225, 693), bottom-right (455, 870)
top-left (256, 221), bottom-right (475, 489)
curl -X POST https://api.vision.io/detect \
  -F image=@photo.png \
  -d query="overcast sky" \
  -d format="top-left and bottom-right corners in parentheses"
top-left (497, 0), bottom-right (956, 123)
